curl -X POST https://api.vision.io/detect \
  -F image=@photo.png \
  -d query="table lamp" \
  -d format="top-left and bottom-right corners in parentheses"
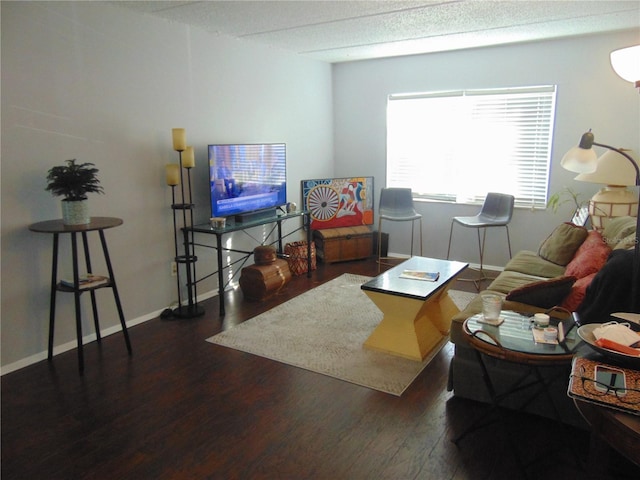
top-left (574, 149), bottom-right (638, 231)
top-left (561, 131), bottom-right (640, 312)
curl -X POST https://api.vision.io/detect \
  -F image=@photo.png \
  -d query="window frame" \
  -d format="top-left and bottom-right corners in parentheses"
top-left (386, 85), bottom-right (557, 209)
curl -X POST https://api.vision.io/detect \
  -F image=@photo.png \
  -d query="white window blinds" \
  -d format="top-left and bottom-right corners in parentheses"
top-left (386, 85), bottom-right (557, 208)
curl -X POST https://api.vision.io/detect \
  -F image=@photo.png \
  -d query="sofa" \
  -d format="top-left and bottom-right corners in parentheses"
top-left (448, 215), bottom-right (637, 426)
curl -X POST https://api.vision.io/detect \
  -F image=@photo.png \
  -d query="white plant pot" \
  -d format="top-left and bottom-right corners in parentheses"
top-left (62, 199), bottom-right (90, 225)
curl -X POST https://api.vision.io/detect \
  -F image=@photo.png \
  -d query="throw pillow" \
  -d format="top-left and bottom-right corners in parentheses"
top-left (601, 216), bottom-right (636, 248)
top-left (505, 275), bottom-right (577, 308)
top-left (561, 273), bottom-right (597, 312)
top-left (538, 223), bottom-right (588, 266)
top-left (613, 232), bottom-right (637, 250)
top-left (564, 230), bottom-right (611, 279)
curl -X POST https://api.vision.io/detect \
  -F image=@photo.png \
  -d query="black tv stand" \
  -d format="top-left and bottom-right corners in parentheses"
top-left (234, 208), bottom-right (277, 223)
top-left (187, 211), bottom-right (312, 316)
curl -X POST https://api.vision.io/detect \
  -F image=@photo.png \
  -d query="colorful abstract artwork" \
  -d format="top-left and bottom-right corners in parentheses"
top-left (301, 177), bottom-right (374, 230)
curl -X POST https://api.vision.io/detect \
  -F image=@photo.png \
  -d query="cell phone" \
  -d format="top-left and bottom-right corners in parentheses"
top-left (557, 314), bottom-right (579, 344)
top-left (594, 365), bottom-right (626, 395)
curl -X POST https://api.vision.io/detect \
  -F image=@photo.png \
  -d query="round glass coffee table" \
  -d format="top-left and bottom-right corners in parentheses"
top-left (456, 310), bottom-right (583, 475)
top-left (464, 310), bottom-right (580, 364)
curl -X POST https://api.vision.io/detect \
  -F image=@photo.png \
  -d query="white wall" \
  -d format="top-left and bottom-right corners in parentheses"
top-left (3, 2), bottom-right (639, 373)
top-left (333, 31), bottom-right (640, 264)
top-left (1, 2), bottom-right (333, 371)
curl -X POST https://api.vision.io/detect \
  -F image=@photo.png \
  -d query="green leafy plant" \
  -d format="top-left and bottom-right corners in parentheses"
top-left (45, 159), bottom-right (104, 201)
top-left (547, 186), bottom-right (584, 214)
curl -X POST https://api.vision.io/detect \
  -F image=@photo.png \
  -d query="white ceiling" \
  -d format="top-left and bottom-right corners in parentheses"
top-left (115, 0), bottom-right (640, 63)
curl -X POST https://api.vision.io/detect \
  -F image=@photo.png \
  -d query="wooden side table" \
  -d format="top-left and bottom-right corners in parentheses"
top-left (29, 217), bottom-right (132, 373)
top-left (574, 398), bottom-right (640, 472)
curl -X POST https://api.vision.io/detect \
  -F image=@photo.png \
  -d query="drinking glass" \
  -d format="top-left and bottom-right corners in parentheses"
top-left (482, 294), bottom-right (503, 321)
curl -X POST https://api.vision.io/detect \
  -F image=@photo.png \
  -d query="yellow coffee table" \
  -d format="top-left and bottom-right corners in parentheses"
top-left (361, 256), bottom-right (468, 361)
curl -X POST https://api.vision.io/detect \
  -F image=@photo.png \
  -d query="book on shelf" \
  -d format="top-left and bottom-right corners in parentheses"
top-left (399, 270), bottom-right (440, 282)
top-left (60, 274), bottom-right (109, 290)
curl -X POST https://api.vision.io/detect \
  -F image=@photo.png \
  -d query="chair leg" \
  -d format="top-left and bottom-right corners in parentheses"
top-left (468, 228), bottom-right (487, 291)
top-left (475, 228), bottom-right (484, 274)
top-left (377, 218), bottom-right (383, 272)
top-left (505, 225), bottom-right (512, 259)
top-left (410, 220), bottom-right (415, 257)
top-left (478, 227), bottom-right (487, 275)
top-left (446, 221), bottom-right (455, 260)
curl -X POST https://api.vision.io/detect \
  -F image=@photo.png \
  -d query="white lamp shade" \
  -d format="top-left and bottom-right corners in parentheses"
top-left (610, 45), bottom-right (640, 84)
top-left (575, 149), bottom-right (638, 186)
top-left (560, 146), bottom-right (597, 173)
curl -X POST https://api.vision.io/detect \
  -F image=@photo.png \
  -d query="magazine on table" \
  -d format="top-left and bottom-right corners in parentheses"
top-left (399, 270), bottom-right (440, 282)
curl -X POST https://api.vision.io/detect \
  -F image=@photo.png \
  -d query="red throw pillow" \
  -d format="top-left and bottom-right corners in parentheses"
top-left (561, 273), bottom-right (597, 311)
top-left (564, 230), bottom-right (611, 279)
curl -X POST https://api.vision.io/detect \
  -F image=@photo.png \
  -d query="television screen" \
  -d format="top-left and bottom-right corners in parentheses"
top-left (209, 143), bottom-right (287, 219)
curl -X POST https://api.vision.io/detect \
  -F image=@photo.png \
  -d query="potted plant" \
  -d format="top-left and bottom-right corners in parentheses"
top-left (45, 159), bottom-right (104, 225)
top-left (547, 186), bottom-right (584, 215)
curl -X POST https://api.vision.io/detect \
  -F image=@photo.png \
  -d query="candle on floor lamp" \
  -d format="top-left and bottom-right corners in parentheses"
top-left (183, 146), bottom-right (195, 168)
top-left (165, 164), bottom-right (180, 186)
top-left (172, 128), bottom-right (186, 151)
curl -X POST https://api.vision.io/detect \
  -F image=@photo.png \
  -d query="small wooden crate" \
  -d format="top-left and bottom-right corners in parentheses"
top-left (239, 259), bottom-right (291, 301)
top-left (313, 226), bottom-right (373, 263)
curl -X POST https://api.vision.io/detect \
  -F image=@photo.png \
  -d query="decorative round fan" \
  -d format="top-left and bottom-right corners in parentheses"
top-left (306, 185), bottom-right (339, 222)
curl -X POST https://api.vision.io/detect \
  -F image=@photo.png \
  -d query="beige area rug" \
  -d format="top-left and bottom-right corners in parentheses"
top-left (207, 273), bottom-right (476, 396)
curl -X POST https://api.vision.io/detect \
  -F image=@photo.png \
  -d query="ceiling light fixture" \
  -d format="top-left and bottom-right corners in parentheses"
top-left (610, 44), bottom-right (640, 91)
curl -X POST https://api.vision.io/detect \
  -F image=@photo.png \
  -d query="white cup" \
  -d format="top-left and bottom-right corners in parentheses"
top-left (210, 217), bottom-right (226, 229)
top-left (481, 294), bottom-right (502, 321)
top-left (543, 327), bottom-right (558, 341)
top-left (534, 313), bottom-right (550, 328)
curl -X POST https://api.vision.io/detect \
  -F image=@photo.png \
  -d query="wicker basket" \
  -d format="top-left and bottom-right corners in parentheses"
top-left (285, 241), bottom-right (317, 276)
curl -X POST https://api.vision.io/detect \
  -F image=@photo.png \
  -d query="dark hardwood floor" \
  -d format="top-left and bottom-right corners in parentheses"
top-left (2, 258), bottom-right (638, 479)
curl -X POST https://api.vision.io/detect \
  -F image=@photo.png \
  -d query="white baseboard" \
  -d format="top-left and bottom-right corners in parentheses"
top-left (2, 261), bottom-right (506, 375)
top-left (0, 287), bottom-right (225, 376)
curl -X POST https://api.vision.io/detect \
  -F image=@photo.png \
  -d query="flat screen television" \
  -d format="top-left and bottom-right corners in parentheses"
top-left (208, 143), bottom-right (287, 221)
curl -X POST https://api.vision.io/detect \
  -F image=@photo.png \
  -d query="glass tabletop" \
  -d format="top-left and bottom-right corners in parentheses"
top-left (361, 256), bottom-right (468, 301)
top-left (189, 210), bottom-right (308, 234)
top-left (465, 310), bottom-right (580, 357)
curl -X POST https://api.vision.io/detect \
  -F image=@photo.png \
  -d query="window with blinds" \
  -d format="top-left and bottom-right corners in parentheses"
top-left (386, 85), bottom-right (557, 209)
